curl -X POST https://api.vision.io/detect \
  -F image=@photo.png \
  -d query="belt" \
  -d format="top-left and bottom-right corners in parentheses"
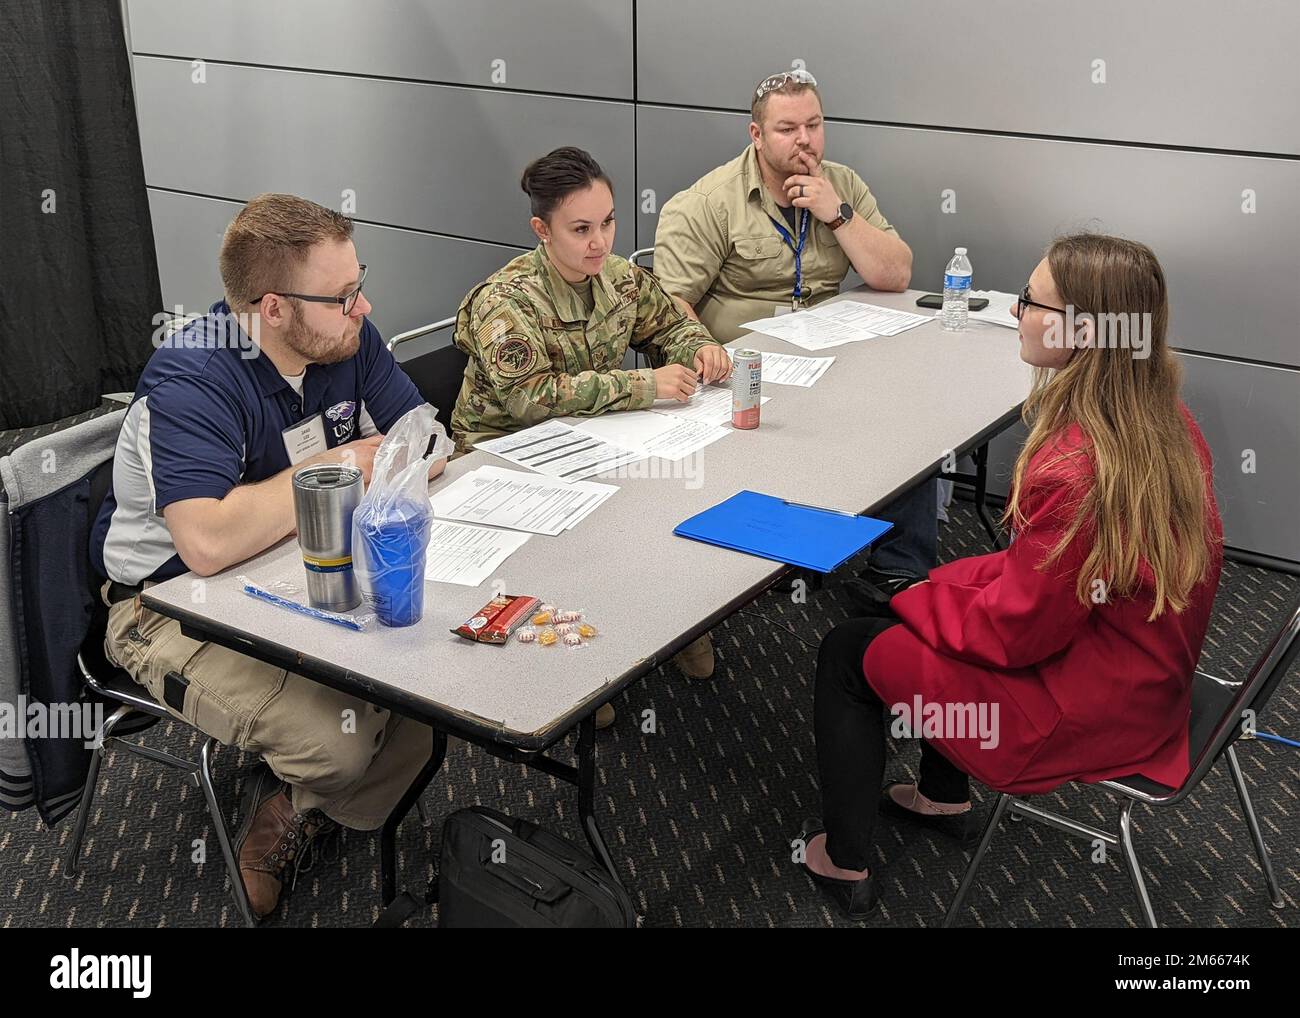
top-left (106, 580), bottom-right (143, 606)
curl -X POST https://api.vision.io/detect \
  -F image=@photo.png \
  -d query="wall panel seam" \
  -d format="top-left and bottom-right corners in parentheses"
top-left (146, 186), bottom-right (534, 252)
top-left (132, 52), bottom-right (635, 107)
top-left (634, 101), bottom-right (1300, 162)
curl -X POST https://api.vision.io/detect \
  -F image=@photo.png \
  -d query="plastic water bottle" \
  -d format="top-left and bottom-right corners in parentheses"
top-left (942, 247), bottom-right (973, 331)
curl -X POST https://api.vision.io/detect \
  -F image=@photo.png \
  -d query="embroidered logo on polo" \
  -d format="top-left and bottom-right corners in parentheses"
top-left (325, 400), bottom-right (357, 441)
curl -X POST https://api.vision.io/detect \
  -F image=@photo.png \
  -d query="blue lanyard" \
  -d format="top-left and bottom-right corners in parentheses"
top-left (767, 208), bottom-right (810, 308)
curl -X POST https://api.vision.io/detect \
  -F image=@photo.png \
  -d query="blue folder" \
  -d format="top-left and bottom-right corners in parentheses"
top-left (673, 490), bottom-right (894, 573)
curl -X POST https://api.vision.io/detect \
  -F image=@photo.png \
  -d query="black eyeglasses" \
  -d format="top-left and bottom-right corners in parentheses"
top-left (1014, 283), bottom-right (1067, 319)
top-left (253, 264), bottom-right (368, 314)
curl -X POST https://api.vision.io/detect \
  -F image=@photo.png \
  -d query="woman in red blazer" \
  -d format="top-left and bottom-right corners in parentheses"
top-left (800, 234), bottom-right (1224, 919)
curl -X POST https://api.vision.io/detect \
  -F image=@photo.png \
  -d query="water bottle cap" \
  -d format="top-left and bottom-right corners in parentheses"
top-left (954, 247), bottom-right (967, 255)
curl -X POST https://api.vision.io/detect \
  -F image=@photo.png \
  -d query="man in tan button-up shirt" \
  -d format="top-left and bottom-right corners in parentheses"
top-left (654, 70), bottom-right (913, 344)
top-left (655, 71), bottom-right (934, 606)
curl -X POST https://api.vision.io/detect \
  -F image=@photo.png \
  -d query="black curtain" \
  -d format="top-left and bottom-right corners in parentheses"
top-left (0, 0), bottom-right (160, 430)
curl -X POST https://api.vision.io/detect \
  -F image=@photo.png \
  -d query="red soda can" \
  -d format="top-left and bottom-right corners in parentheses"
top-left (731, 349), bottom-right (762, 429)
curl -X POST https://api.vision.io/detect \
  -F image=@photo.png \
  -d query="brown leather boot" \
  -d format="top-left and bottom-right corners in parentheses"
top-left (672, 633), bottom-right (715, 679)
top-left (234, 765), bottom-right (337, 919)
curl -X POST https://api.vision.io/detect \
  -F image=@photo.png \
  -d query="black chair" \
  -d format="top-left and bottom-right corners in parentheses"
top-left (944, 598), bottom-right (1300, 928)
top-left (386, 318), bottom-right (468, 436)
top-left (61, 449), bottom-right (256, 927)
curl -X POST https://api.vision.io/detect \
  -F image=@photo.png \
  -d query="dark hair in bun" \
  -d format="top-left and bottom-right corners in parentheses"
top-left (520, 146), bottom-right (613, 223)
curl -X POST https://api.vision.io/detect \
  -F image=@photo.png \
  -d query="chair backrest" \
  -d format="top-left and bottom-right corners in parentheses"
top-left (81, 457), bottom-right (118, 671)
top-left (1187, 597), bottom-right (1300, 784)
top-left (629, 247), bottom-right (654, 269)
top-left (0, 408), bottom-right (126, 820)
top-left (387, 317), bottom-right (467, 437)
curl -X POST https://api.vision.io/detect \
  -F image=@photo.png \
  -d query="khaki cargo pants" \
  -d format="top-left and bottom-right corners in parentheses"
top-left (102, 582), bottom-right (433, 831)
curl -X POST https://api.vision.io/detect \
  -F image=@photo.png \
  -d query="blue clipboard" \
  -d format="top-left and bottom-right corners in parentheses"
top-left (673, 490), bottom-right (894, 573)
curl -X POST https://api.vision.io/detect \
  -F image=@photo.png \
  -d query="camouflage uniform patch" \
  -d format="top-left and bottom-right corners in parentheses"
top-left (491, 334), bottom-right (538, 379)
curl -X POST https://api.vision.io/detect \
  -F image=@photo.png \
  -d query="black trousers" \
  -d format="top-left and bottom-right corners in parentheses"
top-left (815, 617), bottom-right (971, 871)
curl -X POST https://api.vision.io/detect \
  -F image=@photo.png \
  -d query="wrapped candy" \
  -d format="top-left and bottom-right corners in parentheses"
top-left (453, 594), bottom-right (540, 644)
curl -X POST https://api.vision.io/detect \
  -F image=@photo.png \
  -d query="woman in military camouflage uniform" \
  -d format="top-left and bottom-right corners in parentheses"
top-left (451, 148), bottom-right (732, 722)
top-left (451, 147), bottom-right (731, 451)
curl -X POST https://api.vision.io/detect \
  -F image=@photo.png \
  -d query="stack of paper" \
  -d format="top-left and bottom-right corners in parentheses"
top-left (725, 349), bottom-right (834, 387)
top-left (741, 300), bottom-right (930, 350)
top-left (429, 464), bottom-right (617, 536)
top-left (479, 383), bottom-right (775, 477)
top-left (648, 383), bottom-right (770, 428)
top-left (477, 420), bottom-right (644, 482)
top-left (739, 312), bottom-right (863, 350)
top-left (808, 301), bottom-right (931, 336)
top-left (422, 520), bottom-right (531, 586)
top-left (572, 411), bottom-right (729, 462)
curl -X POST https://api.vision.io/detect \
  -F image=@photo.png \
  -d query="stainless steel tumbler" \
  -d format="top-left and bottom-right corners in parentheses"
top-left (292, 464), bottom-right (363, 612)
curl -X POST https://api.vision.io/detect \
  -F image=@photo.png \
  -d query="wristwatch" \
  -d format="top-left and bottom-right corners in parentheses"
top-left (826, 202), bottom-right (854, 231)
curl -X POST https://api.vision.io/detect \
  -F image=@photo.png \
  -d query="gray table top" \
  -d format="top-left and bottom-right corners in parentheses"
top-left (143, 288), bottom-right (1032, 748)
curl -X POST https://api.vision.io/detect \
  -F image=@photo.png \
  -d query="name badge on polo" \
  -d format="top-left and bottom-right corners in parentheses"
top-left (282, 413), bottom-right (328, 465)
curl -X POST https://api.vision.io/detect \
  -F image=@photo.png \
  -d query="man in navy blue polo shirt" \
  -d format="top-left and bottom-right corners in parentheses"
top-left (90, 193), bottom-right (446, 919)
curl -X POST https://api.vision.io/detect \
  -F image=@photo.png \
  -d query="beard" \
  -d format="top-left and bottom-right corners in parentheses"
top-left (285, 315), bottom-right (362, 365)
top-left (780, 146), bottom-right (820, 176)
top-left (760, 143), bottom-right (820, 180)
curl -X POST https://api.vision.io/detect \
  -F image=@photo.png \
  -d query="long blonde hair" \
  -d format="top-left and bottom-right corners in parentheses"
top-left (1004, 234), bottom-right (1216, 620)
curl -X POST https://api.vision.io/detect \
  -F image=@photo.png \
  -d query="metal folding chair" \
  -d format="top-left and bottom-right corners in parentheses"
top-left (57, 451), bottom-right (257, 927)
top-left (944, 598), bottom-right (1300, 928)
top-left (387, 317), bottom-right (466, 441)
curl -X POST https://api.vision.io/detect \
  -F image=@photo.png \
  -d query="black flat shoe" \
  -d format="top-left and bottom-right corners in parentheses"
top-left (879, 782), bottom-right (980, 846)
top-left (795, 818), bottom-right (880, 921)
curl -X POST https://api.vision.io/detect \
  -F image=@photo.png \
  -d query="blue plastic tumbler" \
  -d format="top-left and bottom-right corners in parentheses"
top-left (353, 496), bottom-right (433, 627)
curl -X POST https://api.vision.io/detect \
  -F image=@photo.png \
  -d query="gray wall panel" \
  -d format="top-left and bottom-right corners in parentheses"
top-left (636, 106), bottom-right (1300, 367)
top-left (636, 0), bottom-right (1300, 155)
top-left (134, 57), bottom-right (636, 251)
top-left (128, 0), bottom-right (633, 99)
top-left (1178, 354), bottom-right (1300, 563)
top-left (147, 189), bottom-right (524, 354)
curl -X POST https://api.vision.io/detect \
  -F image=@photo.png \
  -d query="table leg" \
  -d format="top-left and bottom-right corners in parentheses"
top-left (381, 727), bottom-right (447, 906)
top-left (971, 443), bottom-right (1007, 552)
top-left (575, 713), bottom-right (622, 886)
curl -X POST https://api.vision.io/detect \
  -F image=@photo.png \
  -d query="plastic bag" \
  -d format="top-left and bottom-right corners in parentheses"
top-left (352, 404), bottom-right (454, 627)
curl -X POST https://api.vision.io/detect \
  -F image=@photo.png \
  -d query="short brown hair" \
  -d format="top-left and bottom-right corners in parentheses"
top-left (751, 74), bottom-right (823, 125)
top-left (219, 193), bottom-right (353, 308)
